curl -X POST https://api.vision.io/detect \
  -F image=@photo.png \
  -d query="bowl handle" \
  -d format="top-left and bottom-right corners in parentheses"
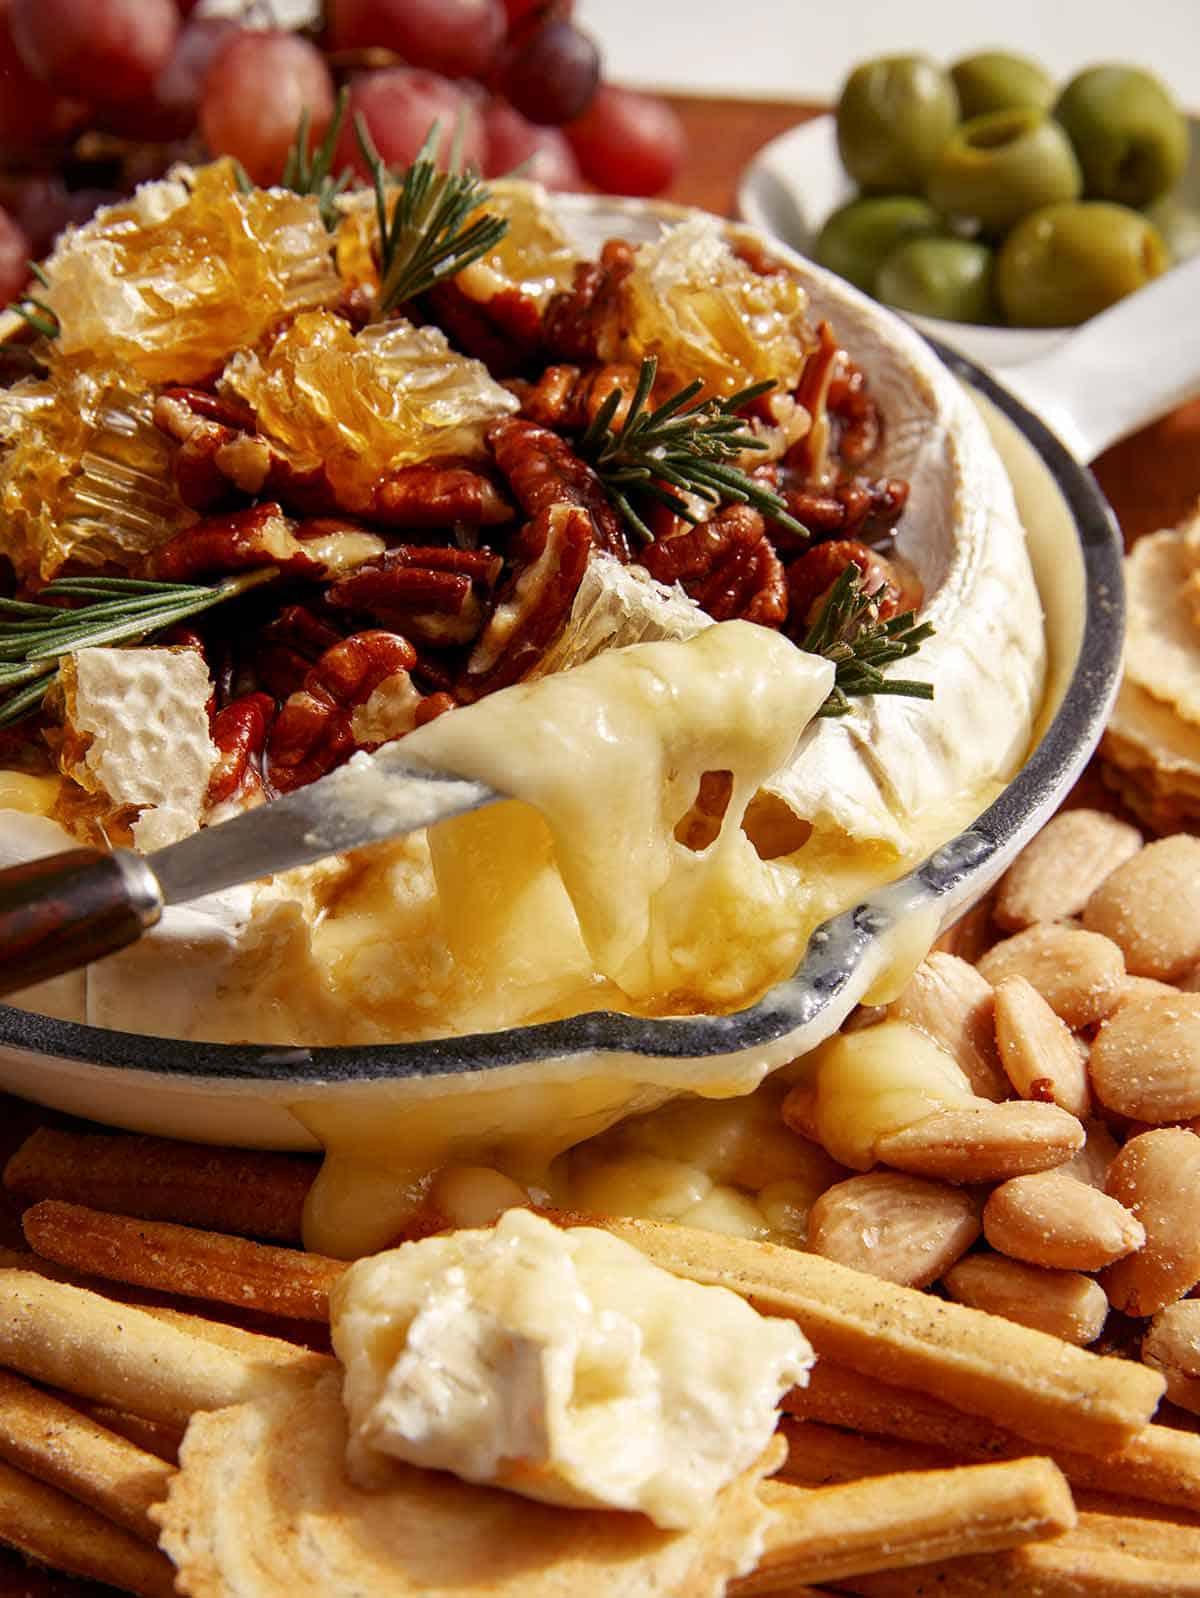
top-left (999, 254), bottom-right (1200, 463)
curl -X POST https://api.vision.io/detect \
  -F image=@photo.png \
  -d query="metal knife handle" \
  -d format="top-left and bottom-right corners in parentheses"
top-left (0, 848), bottom-right (163, 998)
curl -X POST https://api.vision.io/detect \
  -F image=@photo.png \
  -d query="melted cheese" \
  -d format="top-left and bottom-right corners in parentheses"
top-left (331, 1208), bottom-right (812, 1529)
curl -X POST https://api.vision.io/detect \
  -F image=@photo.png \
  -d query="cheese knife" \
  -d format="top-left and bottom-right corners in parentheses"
top-left (0, 749), bottom-right (497, 997)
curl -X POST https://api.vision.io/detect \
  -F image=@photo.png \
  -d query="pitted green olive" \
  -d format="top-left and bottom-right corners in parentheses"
top-left (995, 200), bottom-right (1169, 326)
top-left (1144, 194), bottom-right (1200, 264)
top-left (950, 51), bottom-right (1056, 118)
top-left (813, 195), bottom-right (942, 293)
top-left (836, 55), bottom-right (960, 192)
top-left (1055, 65), bottom-right (1189, 206)
top-left (876, 236), bottom-right (996, 324)
top-left (926, 108), bottom-right (1083, 234)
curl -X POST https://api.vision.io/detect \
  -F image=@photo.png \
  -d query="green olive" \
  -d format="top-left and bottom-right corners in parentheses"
top-left (836, 55), bottom-right (960, 192)
top-left (1143, 194), bottom-right (1200, 264)
top-left (1055, 65), bottom-right (1189, 207)
top-left (950, 51), bottom-right (1056, 118)
top-left (926, 108), bottom-right (1082, 233)
top-left (813, 195), bottom-right (943, 293)
top-left (995, 200), bottom-right (1170, 326)
top-left (876, 236), bottom-right (997, 324)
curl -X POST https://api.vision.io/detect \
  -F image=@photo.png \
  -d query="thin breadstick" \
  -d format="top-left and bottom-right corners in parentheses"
top-left (599, 1218), bottom-right (1163, 1451)
top-left (0, 1369), bottom-right (173, 1545)
top-left (776, 1417), bottom-right (956, 1486)
top-left (71, 1402), bottom-right (183, 1467)
top-left (22, 1200), bottom-right (344, 1320)
top-left (4, 1127), bottom-right (313, 1242)
top-left (141, 1304), bottom-right (333, 1372)
top-left (784, 1360), bottom-right (1200, 1517)
top-left (0, 1455), bottom-right (176, 1598)
top-left (729, 1456), bottom-right (1074, 1592)
top-left (837, 1511), bottom-right (1200, 1596)
top-left (0, 1270), bottom-right (331, 1429)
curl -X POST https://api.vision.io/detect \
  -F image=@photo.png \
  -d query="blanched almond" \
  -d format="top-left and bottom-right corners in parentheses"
top-left (992, 974), bottom-right (1091, 1118)
top-left (1142, 1301), bottom-right (1200, 1415)
top-left (1101, 1129), bottom-right (1200, 1315)
top-left (994, 809), bottom-right (1143, 931)
top-left (885, 953), bottom-right (1009, 1101)
top-left (942, 1252), bottom-right (1109, 1345)
top-left (1083, 835), bottom-right (1200, 980)
top-left (1117, 975), bottom-right (1181, 1006)
top-left (1089, 993), bottom-right (1200, 1123)
top-left (873, 1100), bottom-right (1085, 1184)
top-left (805, 1171), bottom-right (980, 1288)
top-left (983, 1169), bottom-right (1145, 1271)
top-left (976, 924), bottom-right (1126, 1029)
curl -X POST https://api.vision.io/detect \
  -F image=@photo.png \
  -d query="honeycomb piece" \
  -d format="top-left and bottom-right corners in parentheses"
top-left (219, 310), bottom-right (518, 505)
top-left (611, 216), bottom-right (815, 398)
top-left (41, 162), bottom-right (342, 384)
top-left (456, 179), bottom-right (581, 308)
top-left (0, 363), bottom-right (192, 581)
top-left (54, 647), bottom-right (217, 851)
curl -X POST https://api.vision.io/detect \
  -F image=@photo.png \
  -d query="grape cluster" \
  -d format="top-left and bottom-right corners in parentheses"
top-left (0, 0), bottom-right (688, 305)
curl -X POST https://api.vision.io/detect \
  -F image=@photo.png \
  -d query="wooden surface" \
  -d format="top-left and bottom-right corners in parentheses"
top-left (661, 94), bottom-right (1200, 545)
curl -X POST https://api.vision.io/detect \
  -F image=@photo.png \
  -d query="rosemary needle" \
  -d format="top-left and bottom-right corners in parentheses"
top-left (577, 357), bottom-right (809, 544)
top-left (0, 568), bottom-right (277, 728)
top-left (801, 563), bottom-right (934, 717)
top-left (279, 86), bottom-right (352, 231)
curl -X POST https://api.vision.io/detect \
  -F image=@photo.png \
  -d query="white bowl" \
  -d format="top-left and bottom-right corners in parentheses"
top-left (737, 112), bottom-right (1200, 371)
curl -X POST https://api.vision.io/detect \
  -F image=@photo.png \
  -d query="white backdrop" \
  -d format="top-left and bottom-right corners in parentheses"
top-left (576, 0), bottom-right (1200, 109)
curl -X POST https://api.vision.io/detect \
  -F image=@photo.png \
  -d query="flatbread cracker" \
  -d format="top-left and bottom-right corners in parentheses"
top-left (1101, 679), bottom-right (1200, 831)
top-left (1123, 513), bottom-right (1200, 726)
top-left (154, 1373), bottom-right (780, 1598)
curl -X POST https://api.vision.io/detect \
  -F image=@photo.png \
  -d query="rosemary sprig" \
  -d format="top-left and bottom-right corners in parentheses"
top-left (356, 118), bottom-right (509, 316)
top-left (801, 562), bottom-right (934, 718)
top-left (0, 568), bottom-right (277, 728)
top-left (280, 86), bottom-right (352, 230)
top-left (6, 262), bottom-right (59, 342)
top-left (576, 358), bottom-right (809, 544)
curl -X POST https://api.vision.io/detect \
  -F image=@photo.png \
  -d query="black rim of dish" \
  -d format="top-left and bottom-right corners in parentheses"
top-left (0, 345), bottom-right (1125, 1083)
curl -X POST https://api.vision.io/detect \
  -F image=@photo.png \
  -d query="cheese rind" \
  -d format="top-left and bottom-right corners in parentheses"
top-left (331, 1208), bottom-right (812, 1529)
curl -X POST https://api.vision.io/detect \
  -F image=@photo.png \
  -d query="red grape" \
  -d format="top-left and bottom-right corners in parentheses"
top-left (328, 0), bottom-right (506, 80)
top-left (334, 68), bottom-right (486, 181)
top-left (95, 17), bottom-right (239, 142)
top-left (501, 0), bottom-right (572, 27)
top-left (0, 206), bottom-right (32, 305)
top-left (483, 99), bottom-right (581, 188)
top-left (496, 19), bottom-right (599, 125)
top-left (0, 0), bottom-right (85, 157)
top-left (10, 0), bottom-right (178, 105)
top-left (200, 30), bottom-right (335, 189)
top-left (567, 84), bottom-right (686, 196)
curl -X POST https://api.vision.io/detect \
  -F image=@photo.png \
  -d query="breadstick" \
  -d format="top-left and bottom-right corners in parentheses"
top-left (785, 1360), bottom-right (1200, 1516)
top-left (0, 1455), bottom-right (176, 1598)
top-left (729, 1456), bottom-right (1074, 1592)
top-left (22, 1200), bottom-right (344, 1320)
top-left (600, 1218), bottom-right (1163, 1451)
top-left (0, 1269), bottom-right (329, 1429)
top-left (71, 1402), bottom-right (183, 1466)
top-left (4, 1127), bottom-right (313, 1242)
top-left (0, 1368), bottom-right (173, 1544)
top-left (776, 1417), bottom-right (956, 1486)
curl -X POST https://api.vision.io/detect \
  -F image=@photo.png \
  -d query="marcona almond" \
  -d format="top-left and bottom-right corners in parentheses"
top-left (1142, 1301), bottom-right (1200, 1415)
top-left (1089, 993), bottom-right (1200, 1123)
top-left (982, 1169), bottom-right (1145, 1272)
top-left (976, 924), bottom-right (1126, 1029)
top-left (942, 1252), bottom-right (1109, 1346)
top-left (992, 974), bottom-right (1091, 1118)
top-left (1117, 975), bottom-right (1181, 1006)
top-left (885, 953), bottom-right (1009, 1101)
top-left (1083, 835), bottom-right (1200, 980)
top-left (873, 1100), bottom-right (1085, 1184)
top-left (804, 1171), bottom-right (980, 1288)
top-left (1101, 1129), bottom-right (1200, 1315)
top-left (994, 809), bottom-right (1143, 931)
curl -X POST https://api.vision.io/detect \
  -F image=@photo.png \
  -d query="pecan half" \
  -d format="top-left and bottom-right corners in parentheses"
top-left (253, 604), bottom-right (347, 701)
top-left (150, 504), bottom-right (322, 582)
top-left (268, 629), bottom-right (418, 792)
top-left (488, 415), bottom-right (629, 562)
top-left (208, 691), bottom-right (274, 808)
top-left (640, 504), bottom-right (788, 627)
top-left (370, 459), bottom-right (513, 530)
top-left (542, 240), bottom-right (635, 366)
top-left (329, 545), bottom-right (503, 647)
top-left (784, 477), bottom-right (910, 545)
top-left (514, 362), bottom-right (642, 432)
top-left (425, 279), bottom-right (544, 378)
top-left (786, 538), bottom-right (923, 633)
top-left (461, 503), bottom-right (592, 696)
